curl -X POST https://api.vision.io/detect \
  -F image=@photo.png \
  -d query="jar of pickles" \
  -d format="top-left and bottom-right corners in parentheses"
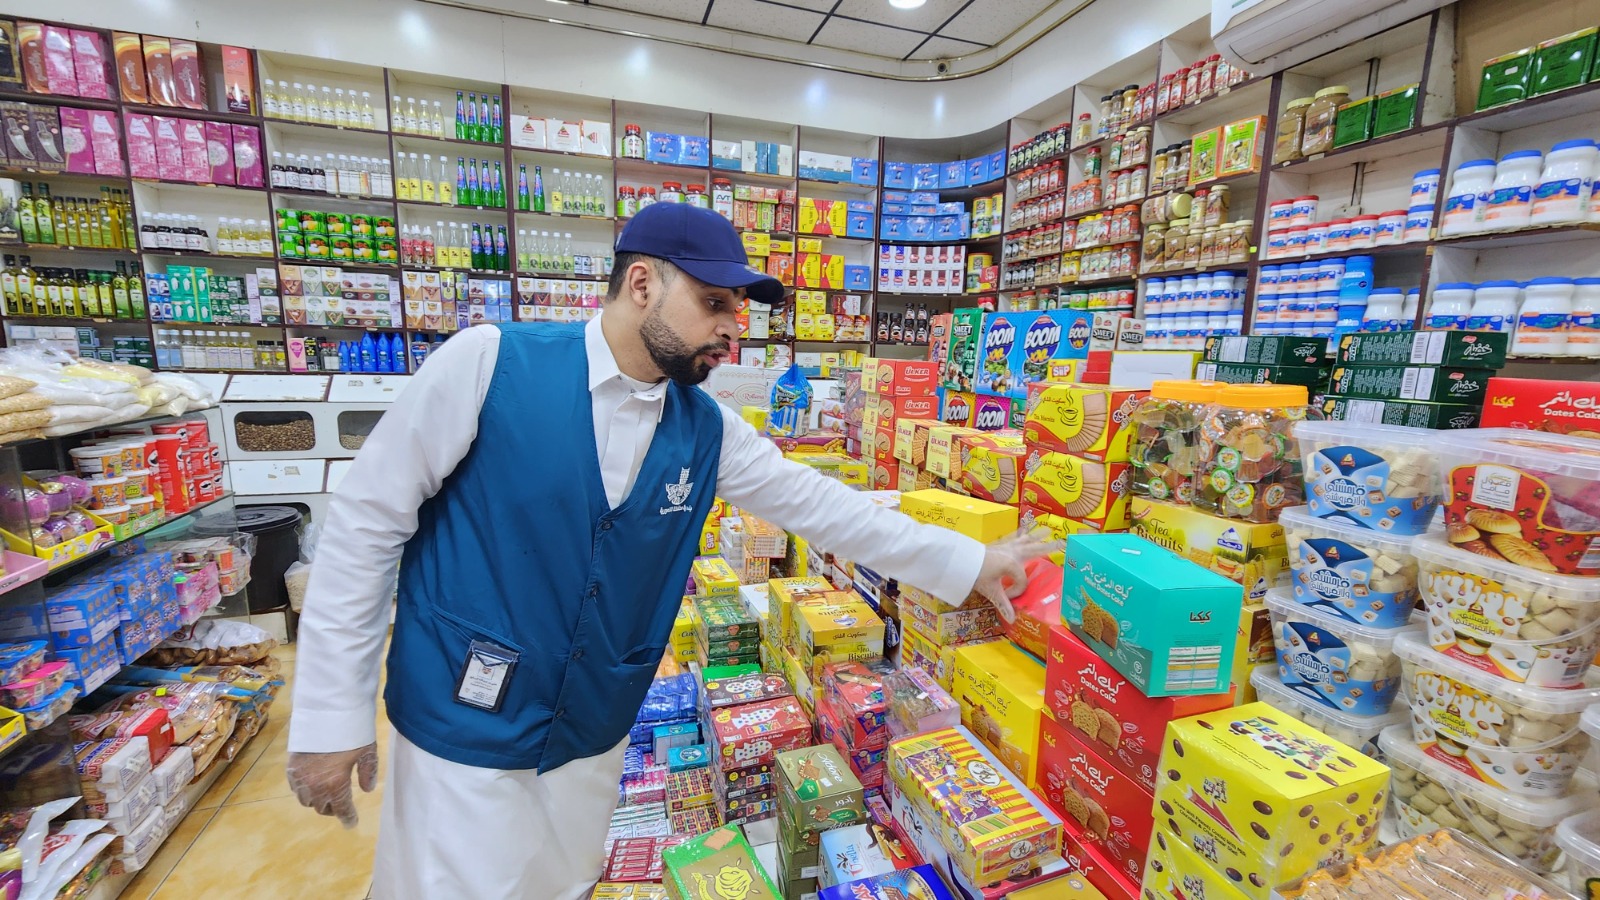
top-left (1191, 384), bottom-right (1316, 522)
top-left (1129, 380), bottom-right (1225, 504)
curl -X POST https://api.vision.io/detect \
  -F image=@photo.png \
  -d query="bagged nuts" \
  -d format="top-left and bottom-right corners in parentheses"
top-left (1293, 421), bottom-right (1442, 536)
top-left (1266, 589), bottom-right (1402, 716)
top-left (1280, 506), bottom-right (1423, 628)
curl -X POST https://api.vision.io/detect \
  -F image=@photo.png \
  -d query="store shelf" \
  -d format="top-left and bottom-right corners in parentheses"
top-left (141, 249), bottom-right (276, 263)
top-left (514, 210), bottom-right (615, 223)
top-left (1155, 77), bottom-right (1271, 128)
top-left (3, 314), bottom-right (148, 325)
top-left (877, 291), bottom-right (976, 300)
top-left (120, 103), bottom-right (262, 126)
top-left (262, 117), bottom-right (390, 138)
top-left (1455, 81), bottom-right (1600, 134)
top-left (1076, 272), bottom-right (1142, 284)
top-left (509, 146), bottom-right (615, 162)
top-left (1140, 260), bottom-right (1250, 278)
top-left (515, 271), bottom-right (604, 281)
top-left (392, 131), bottom-right (503, 150)
top-left (1272, 125), bottom-right (1449, 177)
top-left (0, 169), bottom-right (133, 185)
top-left (931, 178), bottom-right (1007, 200)
top-left (271, 187), bottom-right (395, 205)
top-left (132, 178), bottom-right (269, 194)
top-left (1010, 188), bottom-right (1065, 210)
top-left (406, 264), bottom-right (515, 277)
top-left (1186, 168), bottom-right (1265, 192)
top-left (719, 170), bottom-right (797, 186)
top-left (797, 177), bottom-right (876, 190)
top-left (1004, 247), bottom-right (1065, 264)
top-left (615, 157), bottom-right (712, 179)
top-left (808, 234), bottom-right (875, 245)
top-left (0, 89), bottom-right (118, 111)
top-left (397, 198), bottom-right (508, 214)
top-left (1261, 241), bottom-right (1431, 266)
top-left (1433, 224), bottom-right (1600, 250)
top-left (39, 491), bottom-right (237, 581)
top-left (4, 243), bottom-right (137, 255)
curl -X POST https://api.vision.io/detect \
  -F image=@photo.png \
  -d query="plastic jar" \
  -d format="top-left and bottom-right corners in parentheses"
top-left (1440, 159), bottom-right (1497, 236)
top-left (1481, 149), bottom-right (1543, 230)
top-left (710, 179), bottom-right (733, 219)
top-left (1274, 98), bottom-right (1314, 165)
top-left (1374, 210), bottom-right (1406, 245)
top-left (1512, 275), bottom-right (1575, 356)
top-left (616, 185), bottom-right (637, 219)
top-left (622, 124), bottom-right (643, 159)
top-left (1402, 288), bottom-right (1420, 322)
top-left (1289, 195), bottom-right (1318, 227)
top-left (683, 183), bottom-right (708, 209)
top-left (659, 181), bottom-right (684, 204)
top-left (1404, 204), bottom-right (1434, 242)
top-left (1569, 277), bottom-right (1600, 356)
top-left (1320, 258), bottom-right (1349, 293)
top-left (1300, 86), bottom-right (1351, 156)
top-left (1360, 286), bottom-right (1404, 331)
top-left (1426, 282), bottom-right (1474, 330)
top-left (636, 186), bottom-right (657, 210)
top-left (1411, 167), bottom-right (1441, 206)
top-left (1285, 225), bottom-right (1309, 256)
top-left (1468, 279), bottom-right (1521, 332)
top-left (1267, 589), bottom-right (1403, 714)
top-left (1305, 222), bottom-right (1329, 254)
top-left (1325, 218), bottom-right (1350, 252)
top-left (1530, 139), bottom-right (1598, 226)
top-left (1192, 384), bottom-right (1313, 522)
top-left (1249, 668), bottom-right (1403, 758)
top-left (1128, 380), bottom-right (1226, 504)
top-left (1345, 214), bottom-right (1377, 249)
top-left (1268, 198), bottom-right (1294, 229)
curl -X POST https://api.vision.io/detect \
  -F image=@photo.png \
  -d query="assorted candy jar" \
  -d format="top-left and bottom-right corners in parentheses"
top-left (1192, 384), bottom-right (1315, 523)
top-left (1127, 380), bottom-right (1222, 504)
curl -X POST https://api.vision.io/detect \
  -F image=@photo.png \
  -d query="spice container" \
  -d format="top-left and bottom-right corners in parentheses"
top-left (1301, 86), bottom-right (1351, 156)
top-left (1274, 98), bottom-right (1314, 164)
top-left (1192, 384), bottom-right (1312, 522)
top-left (1249, 666), bottom-right (1402, 757)
top-left (1266, 588), bottom-right (1402, 715)
top-left (1280, 506), bottom-right (1425, 628)
top-left (1128, 379), bottom-right (1223, 504)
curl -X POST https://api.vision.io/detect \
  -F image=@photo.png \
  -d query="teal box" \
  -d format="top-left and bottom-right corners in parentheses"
top-left (668, 744), bottom-right (709, 772)
top-left (972, 308), bottom-right (1094, 400)
top-left (1061, 534), bottom-right (1244, 697)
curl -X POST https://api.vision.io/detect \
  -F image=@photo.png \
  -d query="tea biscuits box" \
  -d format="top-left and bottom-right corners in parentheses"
top-left (1152, 703), bottom-right (1390, 900)
top-left (1021, 452), bottom-right (1133, 530)
top-left (1036, 712), bottom-right (1154, 886)
top-left (1024, 383), bottom-right (1148, 462)
top-left (951, 640), bottom-right (1048, 788)
top-left (1061, 535), bottom-right (1244, 697)
top-left (1129, 498), bottom-right (1289, 603)
top-left (661, 826), bottom-right (782, 900)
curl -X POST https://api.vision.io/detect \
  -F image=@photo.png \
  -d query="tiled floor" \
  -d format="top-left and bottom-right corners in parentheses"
top-left (122, 644), bottom-right (386, 900)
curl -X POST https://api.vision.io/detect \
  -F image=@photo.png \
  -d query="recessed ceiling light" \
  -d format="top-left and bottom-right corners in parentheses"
top-left (889, 0), bottom-right (928, 9)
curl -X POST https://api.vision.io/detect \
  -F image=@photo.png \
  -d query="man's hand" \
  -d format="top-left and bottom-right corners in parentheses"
top-left (287, 744), bottom-right (380, 828)
top-left (974, 528), bottom-right (1062, 623)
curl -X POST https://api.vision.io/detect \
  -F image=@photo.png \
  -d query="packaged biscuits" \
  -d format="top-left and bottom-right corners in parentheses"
top-left (1023, 383), bottom-right (1148, 462)
top-left (1129, 498), bottom-right (1288, 602)
top-left (951, 640), bottom-right (1047, 787)
top-left (1248, 667), bottom-right (1402, 758)
top-left (958, 433), bottom-right (1027, 505)
top-left (661, 826), bottom-right (781, 900)
top-left (1265, 589), bottom-right (1402, 716)
top-left (1021, 452), bottom-right (1133, 529)
top-left (1279, 828), bottom-right (1572, 900)
top-left (1036, 712), bottom-right (1153, 885)
top-left (1279, 506), bottom-right (1423, 628)
top-left (1293, 421), bottom-right (1441, 535)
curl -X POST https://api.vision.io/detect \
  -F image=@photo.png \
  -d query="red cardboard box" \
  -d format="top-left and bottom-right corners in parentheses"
top-left (1037, 712), bottom-right (1153, 886)
top-left (1005, 558), bottom-right (1063, 660)
top-left (866, 392), bottom-right (940, 422)
top-left (868, 459), bottom-right (900, 492)
top-left (819, 659), bottom-right (891, 749)
top-left (1060, 826), bottom-right (1138, 900)
top-left (707, 696), bottom-right (811, 768)
top-left (1044, 626), bottom-right (1232, 792)
top-left (1480, 377), bottom-right (1600, 437)
top-left (865, 359), bottom-right (939, 397)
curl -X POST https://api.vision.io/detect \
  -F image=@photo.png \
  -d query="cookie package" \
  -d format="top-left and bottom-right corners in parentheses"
top-left (660, 826), bottom-right (782, 900)
top-left (950, 639), bottom-right (1048, 787)
top-left (1037, 710), bottom-right (1153, 885)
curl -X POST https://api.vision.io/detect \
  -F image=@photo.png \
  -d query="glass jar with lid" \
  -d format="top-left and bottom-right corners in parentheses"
top-left (1129, 379), bottom-right (1225, 504)
top-left (616, 185), bottom-right (637, 219)
top-left (1300, 86), bottom-right (1351, 157)
top-left (684, 183), bottom-right (709, 209)
top-left (659, 181), bottom-right (685, 204)
top-left (622, 124), bottom-right (644, 159)
top-left (1207, 183), bottom-right (1231, 227)
top-left (636, 186), bottom-right (658, 210)
top-left (1274, 98), bottom-right (1314, 164)
top-left (1191, 384), bottom-right (1315, 522)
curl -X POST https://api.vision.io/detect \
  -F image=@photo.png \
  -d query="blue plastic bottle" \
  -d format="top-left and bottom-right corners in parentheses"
top-left (338, 340), bottom-right (353, 372)
top-left (375, 333), bottom-right (392, 372)
top-left (359, 333), bottom-right (377, 373)
top-left (410, 336), bottom-right (428, 371)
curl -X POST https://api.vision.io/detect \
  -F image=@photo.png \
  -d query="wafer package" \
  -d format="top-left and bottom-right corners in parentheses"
top-left (1276, 829), bottom-right (1566, 900)
top-left (1022, 452), bottom-right (1133, 530)
top-left (1024, 383), bottom-right (1148, 462)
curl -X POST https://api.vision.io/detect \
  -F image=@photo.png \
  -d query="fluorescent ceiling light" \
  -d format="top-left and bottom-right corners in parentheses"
top-left (889, 0), bottom-right (927, 8)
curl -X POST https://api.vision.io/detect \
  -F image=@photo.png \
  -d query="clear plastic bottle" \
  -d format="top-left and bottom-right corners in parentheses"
top-left (333, 88), bottom-right (349, 126)
top-left (360, 91), bottom-right (377, 129)
top-left (320, 86), bottom-right (336, 125)
top-left (290, 82), bottom-right (308, 121)
top-left (421, 155), bottom-right (437, 203)
top-left (405, 97), bottom-right (420, 134)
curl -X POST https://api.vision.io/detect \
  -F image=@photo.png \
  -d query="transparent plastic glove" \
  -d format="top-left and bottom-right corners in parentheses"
top-left (287, 744), bottom-right (379, 828)
top-left (973, 528), bottom-right (1062, 624)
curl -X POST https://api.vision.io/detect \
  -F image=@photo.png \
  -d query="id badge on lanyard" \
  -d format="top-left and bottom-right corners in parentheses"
top-left (456, 640), bottom-right (520, 712)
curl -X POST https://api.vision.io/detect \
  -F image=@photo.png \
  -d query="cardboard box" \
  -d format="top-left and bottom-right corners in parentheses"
top-left (1373, 83), bottom-right (1420, 136)
top-left (893, 418), bottom-right (942, 467)
top-left (1479, 376), bottom-right (1600, 436)
top-left (1023, 383), bottom-right (1147, 461)
top-left (776, 744), bottom-right (866, 834)
top-left (1061, 534), bottom-right (1244, 697)
top-left (902, 595), bottom-right (1005, 646)
top-left (939, 389), bottom-right (975, 428)
top-left (864, 392), bottom-right (940, 424)
top-left (943, 308), bottom-right (986, 393)
top-left (898, 623), bottom-right (977, 691)
top-left (1045, 625), bottom-right (1233, 792)
top-left (958, 433), bottom-right (1026, 504)
top-left (1188, 127), bottom-right (1222, 185)
top-left (817, 866), bottom-right (955, 900)
top-left (661, 827), bottom-right (781, 899)
top-left (926, 425), bottom-right (981, 479)
top-left (1327, 364), bottom-right (1492, 404)
top-left (899, 489), bottom-right (1018, 543)
top-left (1332, 97), bottom-right (1374, 149)
top-left (707, 697), bottom-right (811, 768)
top-left (1037, 712), bottom-right (1153, 885)
top-left (1020, 453), bottom-right (1133, 530)
top-left (1217, 116), bottom-right (1266, 178)
top-left (951, 641), bottom-right (1047, 787)
top-left (1533, 28), bottom-right (1598, 96)
top-left (975, 310), bottom-right (1094, 400)
top-left (1152, 703), bottom-right (1390, 900)
top-left (1478, 46), bottom-right (1535, 110)
top-left (1203, 335), bottom-right (1329, 367)
top-left (1128, 498), bottom-right (1289, 603)
top-left (1335, 330), bottom-right (1508, 368)
top-left (1193, 362), bottom-right (1331, 389)
top-left (1319, 395), bottom-right (1482, 429)
top-left (1143, 828), bottom-right (1251, 900)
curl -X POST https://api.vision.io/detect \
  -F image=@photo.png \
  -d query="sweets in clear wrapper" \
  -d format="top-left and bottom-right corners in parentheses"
top-left (1191, 384), bottom-right (1312, 523)
top-left (884, 666), bottom-right (959, 738)
top-left (1128, 380), bottom-right (1224, 505)
top-left (1277, 828), bottom-right (1569, 900)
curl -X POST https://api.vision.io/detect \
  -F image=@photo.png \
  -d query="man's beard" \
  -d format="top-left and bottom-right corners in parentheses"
top-left (640, 307), bottom-right (728, 385)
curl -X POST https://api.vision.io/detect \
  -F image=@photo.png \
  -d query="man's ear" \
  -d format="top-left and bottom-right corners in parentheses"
top-left (625, 261), bottom-right (653, 311)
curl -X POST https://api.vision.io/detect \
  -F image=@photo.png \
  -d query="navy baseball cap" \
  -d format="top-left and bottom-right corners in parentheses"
top-left (615, 203), bottom-right (784, 303)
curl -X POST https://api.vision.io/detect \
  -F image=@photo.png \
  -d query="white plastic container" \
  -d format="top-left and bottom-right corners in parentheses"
top-left (1512, 275), bottom-right (1574, 356)
top-left (1530, 139), bottom-right (1598, 226)
top-left (1571, 276), bottom-right (1600, 357)
top-left (1378, 725), bottom-right (1594, 873)
top-left (1481, 149), bottom-right (1543, 230)
top-left (1265, 588), bottom-right (1402, 716)
top-left (1373, 210), bottom-right (1406, 245)
top-left (1359, 286), bottom-right (1403, 331)
top-left (1467, 279), bottom-right (1520, 332)
top-left (1402, 288), bottom-right (1420, 322)
top-left (1290, 195), bottom-right (1318, 226)
top-left (1268, 198), bottom-right (1294, 228)
top-left (1293, 419), bottom-right (1444, 535)
top-left (1347, 214), bottom-right (1378, 248)
top-left (1395, 631), bottom-right (1600, 798)
top-left (1279, 506), bottom-right (1424, 627)
top-left (1411, 167), bottom-right (1441, 206)
top-left (1555, 809), bottom-right (1600, 895)
top-left (1404, 204), bottom-right (1434, 241)
top-left (1425, 282), bottom-right (1474, 330)
top-left (1248, 666), bottom-right (1402, 757)
top-left (1305, 222), bottom-right (1329, 254)
top-left (1440, 159), bottom-right (1496, 236)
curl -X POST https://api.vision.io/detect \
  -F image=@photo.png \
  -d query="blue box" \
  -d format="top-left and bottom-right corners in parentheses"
top-left (645, 131), bottom-right (682, 164)
top-left (986, 150), bottom-right (1006, 182)
top-left (883, 161), bottom-right (914, 189)
top-left (966, 157), bottom-right (988, 184)
top-left (679, 135), bottom-right (710, 167)
top-left (880, 216), bottom-right (909, 240)
top-left (816, 866), bottom-right (956, 900)
top-left (932, 216), bottom-right (962, 241)
top-left (973, 309), bottom-right (1094, 399)
top-left (845, 265), bottom-right (871, 291)
top-left (882, 190), bottom-right (910, 203)
top-left (910, 191), bottom-right (939, 205)
top-left (937, 202), bottom-right (965, 215)
top-left (667, 745), bottom-right (709, 772)
top-left (940, 160), bottom-right (968, 189)
top-left (912, 163), bottom-right (940, 189)
top-left (712, 155), bottom-right (741, 171)
top-left (851, 157), bottom-right (878, 185)
top-left (907, 217), bottom-right (935, 240)
top-left (909, 204), bottom-right (939, 216)
top-left (846, 199), bottom-right (874, 213)
top-left (881, 202), bottom-right (911, 215)
top-left (755, 142), bottom-right (771, 174)
top-left (846, 211), bottom-right (874, 239)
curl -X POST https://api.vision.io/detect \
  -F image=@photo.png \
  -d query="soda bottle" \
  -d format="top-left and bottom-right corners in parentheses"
top-left (517, 165), bottom-right (531, 212)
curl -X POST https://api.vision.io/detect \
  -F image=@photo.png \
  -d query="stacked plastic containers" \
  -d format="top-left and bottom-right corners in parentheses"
top-left (1126, 380), bottom-right (1224, 505)
top-left (1141, 271), bottom-right (1247, 350)
top-left (1390, 429), bottom-right (1600, 879)
top-left (1439, 140), bottom-right (1600, 236)
top-left (1261, 170), bottom-right (1437, 259)
top-left (1255, 255), bottom-right (1416, 337)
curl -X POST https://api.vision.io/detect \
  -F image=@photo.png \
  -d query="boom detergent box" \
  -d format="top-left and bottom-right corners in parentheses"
top-left (975, 310), bottom-right (1093, 400)
top-left (1151, 703), bottom-right (1390, 900)
top-left (1023, 383), bottom-right (1148, 461)
top-left (661, 826), bottom-right (781, 900)
top-left (951, 640), bottom-right (1047, 788)
top-left (1129, 498), bottom-right (1289, 603)
top-left (1045, 625), bottom-right (1232, 793)
top-left (1036, 712), bottom-right (1153, 886)
top-left (1061, 535), bottom-right (1244, 697)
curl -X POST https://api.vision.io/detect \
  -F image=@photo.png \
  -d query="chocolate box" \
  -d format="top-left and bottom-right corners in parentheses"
top-left (817, 865), bottom-right (955, 900)
top-left (661, 826), bottom-right (781, 899)
top-left (703, 673), bottom-right (792, 710)
top-left (951, 640), bottom-right (1047, 788)
top-left (1037, 712), bottom-right (1154, 885)
top-left (818, 659), bottom-right (891, 749)
top-left (777, 744), bottom-right (866, 834)
top-left (708, 697), bottom-right (811, 768)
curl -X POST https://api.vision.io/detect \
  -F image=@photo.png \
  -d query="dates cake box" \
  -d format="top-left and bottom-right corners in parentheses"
top-left (1036, 712), bottom-right (1154, 886)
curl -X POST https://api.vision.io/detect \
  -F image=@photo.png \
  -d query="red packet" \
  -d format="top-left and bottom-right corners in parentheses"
top-left (1005, 557), bottom-right (1062, 659)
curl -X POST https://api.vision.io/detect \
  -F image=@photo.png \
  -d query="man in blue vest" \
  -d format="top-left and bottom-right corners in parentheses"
top-left (286, 202), bottom-right (1053, 899)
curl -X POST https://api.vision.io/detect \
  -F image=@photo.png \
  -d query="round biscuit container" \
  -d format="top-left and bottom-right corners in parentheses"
top-left (1394, 630), bottom-right (1600, 798)
top-left (1249, 665), bottom-right (1404, 757)
top-left (1265, 588), bottom-right (1403, 716)
top-left (1378, 724), bottom-right (1596, 873)
top-left (1280, 506), bottom-right (1426, 628)
top-left (1412, 532), bottom-right (1600, 688)
top-left (1432, 428), bottom-right (1600, 579)
top-left (1293, 421), bottom-right (1443, 536)
top-left (1556, 808), bottom-right (1600, 895)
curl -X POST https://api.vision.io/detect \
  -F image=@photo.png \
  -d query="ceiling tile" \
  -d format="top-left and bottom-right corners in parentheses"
top-left (939, 0), bottom-right (1052, 45)
top-left (706, 0), bottom-right (828, 39)
top-left (905, 34), bottom-right (985, 60)
top-left (811, 15), bottom-right (926, 57)
top-left (588, 0), bottom-right (708, 21)
top-left (750, 0), bottom-right (840, 11)
top-left (830, 0), bottom-right (970, 34)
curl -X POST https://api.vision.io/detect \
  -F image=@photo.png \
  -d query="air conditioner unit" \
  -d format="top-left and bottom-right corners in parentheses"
top-left (1213, 0), bottom-right (1452, 75)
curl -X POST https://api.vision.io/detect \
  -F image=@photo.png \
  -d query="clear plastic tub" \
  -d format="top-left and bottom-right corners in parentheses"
top-left (1265, 588), bottom-right (1403, 715)
top-left (1292, 420), bottom-right (1442, 535)
top-left (1378, 724), bottom-right (1595, 873)
top-left (1279, 506), bottom-right (1424, 627)
top-left (1411, 532), bottom-right (1600, 687)
top-left (1394, 630), bottom-right (1600, 798)
top-left (1555, 809), bottom-right (1600, 896)
top-left (1435, 428), bottom-right (1600, 578)
top-left (1249, 665), bottom-right (1402, 757)
top-left (1127, 380), bottom-right (1224, 505)
top-left (1192, 384), bottom-right (1314, 523)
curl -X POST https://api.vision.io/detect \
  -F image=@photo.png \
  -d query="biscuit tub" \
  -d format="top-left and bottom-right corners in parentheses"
top-left (1412, 532), bottom-right (1600, 687)
top-left (1279, 506), bottom-right (1424, 628)
top-left (1395, 631), bottom-right (1600, 798)
top-left (1555, 808), bottom-right (1600, 897)
top-left (1248, 666), bottom-right (1403, 758)
top-left (1378, 725), bottom-right (1594, 874)
top-left (1293, 421), bottom-right (1442, 535)
top-left (1265, 589), bottom-right (1402, 716)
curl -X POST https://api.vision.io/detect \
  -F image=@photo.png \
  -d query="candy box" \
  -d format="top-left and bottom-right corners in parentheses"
top-left (1479, 376), bottom-right (1600, 437)
top-left (1292, 421), bottom-right (1442, 536)
top-left (815, 824), bottom-right (917, 887)
top-left (694, 557), bottom-right (741, 598)
top-left (708, 696), bottom-right (812, 768)
top-left (669, 745), bottom-right (711, 772)
top-left (1021, 452), bottom-right (1132, 529)
top-left (1061, 534), bottom-right (1244, 697)
top-left (975, 310), bottom-right (1093, 400)
top-left (694, 597), bottom-right (759, 642)
top-left (594, 886), bottom-right (668, 900)
top-left (898, 624), bottom-right (970, 691)
top-left (819, 659), bottom-right (891, 748)
top-left (951, 640), bottom-right (1047, 787)
top-left (777, 744), bottom-right (865, 830)
top-left (768, 577), bottom-right (835, 646)
top-left (884, 666), bottom-right (960, 739)
top-left (1279, 506), bottom-right (1422, 628)
top-left (888, 782), bottom-right (1083, 900)
top-left (900, 488), bottom-right (1018, 543)
top-left (1153, 702), bottom-right (1390, 900)
top-left (1023, 383), bottom-right (1147, 462)
top-left (959, 433), bottom-right (1027, 505)
top-left (817, 865), bottom-right (955, 900)
top-left (1248, 667), bottom-right (1401, 758)
top-left (1265, 589), bottom-right (1401, 715)
top-left (1128, 499), bottom-right (1288, 603)
top-left (888, 726), bottom-right (1063, 885)
top-left (1432, 428), bottom-right (1600, 577)
top-left (1143, 828), bottom-right (1249, 900)
top-left (1045, 625), bottom-right (1233, 793)
top-left (713, 758), bottom-right (776, 795)
top-left (1336, 330), bottom-right (1508, 369)
top-left (661, 826), bottom-right (781, 900)
top-left (703, 673), bottom-right (792, 710)
top-left (666, 767), bottom-right (714, 813)
top-left (1037, 712), bottom-right (1153, 884)
top-left (901, 595), bottom-right (1004, 646)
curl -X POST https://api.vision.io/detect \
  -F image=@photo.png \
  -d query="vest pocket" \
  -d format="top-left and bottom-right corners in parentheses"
top-left (431, 603), bottom-right (525, 654)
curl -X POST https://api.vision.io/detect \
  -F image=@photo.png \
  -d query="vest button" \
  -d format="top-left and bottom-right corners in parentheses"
top-left (555, 708), bottom-right (565, 718)
top-left (601, 521), bottom-right (613, 532)
top-left (587, 586), bottom-right (598, 599)
top-left (571, 649), bottom-right (584, 660)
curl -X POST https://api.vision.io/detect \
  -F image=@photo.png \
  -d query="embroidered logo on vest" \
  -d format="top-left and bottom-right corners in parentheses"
top-left (661, 467), bottom-right (695, 514)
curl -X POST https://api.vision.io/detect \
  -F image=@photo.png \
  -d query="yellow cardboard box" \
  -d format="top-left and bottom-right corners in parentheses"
top-left (741, 232), bottom-right (771, 257)
top-left (768, 577), bottom-right (834, 647)
top-left (792, 454), bottom-right (869, 487)
top-left (900, 489), bottom-right (1018, 543)
top-left (894, 418), bottom-right (941, 467)
top-left (927, 426), bottom-right (982, 479)
top-left (952, 640), bottom-right (1048, 788)
top-left (671, 598), bottom-right (697, 663)
top-left (1129, 498), bottom-right (1288, 603)
top-left (1143, 829), bottom-right (1250, 900)
top-left (796, 290), bottom-right (827, 314)
top-left (897, 465), bottom-right (939, 493)
top-left (693, 557), bottom-right (740, 599)
top-left (741, 406), bottom-right (768, 430)
top-left (796, 237), bottom-right (822, 254)
top-left (770, 238), bottom-right (796, 255)
top-left (796, 597), bottom-right (884, 652)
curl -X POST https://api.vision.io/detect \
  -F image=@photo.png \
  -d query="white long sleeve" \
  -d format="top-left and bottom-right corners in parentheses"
top-left (288, 326), bottom-right (501, 754)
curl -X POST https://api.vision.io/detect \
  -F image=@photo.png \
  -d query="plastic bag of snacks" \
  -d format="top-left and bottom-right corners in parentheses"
top-left (143, 620), bottom-right (278, 668)
top-left (1192, 384), bottom-right (1314, 522)
top-left (1279, 827), bottom-right (1573, 899)
top-left (766, 364), bottom-right (810, 438)
top-left (1127, 380), bottom-right (1223, 504)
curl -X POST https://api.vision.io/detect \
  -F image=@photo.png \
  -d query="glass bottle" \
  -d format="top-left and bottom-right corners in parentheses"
top-left (455, 91), bottom-right (467, 140)
top-left (112, 261), bottom-right (130, 318)
top-left (17, 183), bottom-right (36, 243)
top-left (493, 162), bottom-right (506, 209)
top-left (35, 185), bottom-right (55, 244)
top-left (517, 165), bottom-right (531, 211)
top-left (549, 168), bottom-right (565, 214)
top-left (532, 166), bottom-right (545, 213)
top-left (128, 263), bottom-right (145, 318)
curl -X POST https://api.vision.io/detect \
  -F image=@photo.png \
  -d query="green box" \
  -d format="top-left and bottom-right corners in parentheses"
top-left (661, 827), bottom-right (780, 900)
top-left (776, 816), bottom-right (821, 874)
top-left (1373, 83), bottom-right (1420, 137)
top-left (1195, 361), bottom-right (1330, 388)
top-left (1320, 395), bottom-right (1483, 429)
top-left (1335, 330), bottom-right (1509, 369)
top-left (1202, 335), bottom-right (1329, 366)
top-left (694, 597), bottom-right (758, 642)
top-left (1333, 97), bottom-right (1374, 148)
top-left (1534, 28), bottom-right (1598, 95)
top-left (942, 307), bottom-right (985, 392)
top-left (1477, 47), bottom-right (1535, 110)
top-left (775, 744), bottom-right (865, 835)
top-left (1328, 364), bottom-right (1493, 404)
top-left (1189, 126), bottom-right (1222, 185)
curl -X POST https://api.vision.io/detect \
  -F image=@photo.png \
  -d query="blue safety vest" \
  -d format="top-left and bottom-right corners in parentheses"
top-left (384, 323), bottom-right (723, 771)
